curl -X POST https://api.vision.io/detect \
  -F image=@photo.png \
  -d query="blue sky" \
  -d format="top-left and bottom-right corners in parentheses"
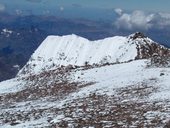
top-left (0, 0), bottom-right (170, 14)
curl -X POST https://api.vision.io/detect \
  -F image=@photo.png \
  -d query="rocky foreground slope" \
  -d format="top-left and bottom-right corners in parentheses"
top-left (0, 33), bottom-right (170, 128)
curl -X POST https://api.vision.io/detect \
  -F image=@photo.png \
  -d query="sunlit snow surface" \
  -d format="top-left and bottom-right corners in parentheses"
top-left (18, 34), bottom-right (139, 75)
top-left (0, 78), bottom-right (26, 95)
top-left (0, 34), bottom-right (170, 127)
top-left (0, 60), bottom-right (170, 127)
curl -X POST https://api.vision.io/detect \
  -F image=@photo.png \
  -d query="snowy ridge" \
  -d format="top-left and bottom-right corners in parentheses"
top-left (18, 33), bottom-right (154, 75)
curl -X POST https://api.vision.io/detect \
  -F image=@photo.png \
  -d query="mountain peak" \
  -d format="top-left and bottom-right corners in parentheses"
top-left (47, 34), bottom-right (85, 40)
top-left (18, 33), bottom-right (170, 75)
top-left (129, 32), bottom-right (147, 40)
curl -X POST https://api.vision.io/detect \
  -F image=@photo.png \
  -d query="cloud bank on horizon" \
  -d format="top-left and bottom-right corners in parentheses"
top-left (114, 8), bottom-right (170, 31)
top-left (1, 0), bottom-right (170, 32)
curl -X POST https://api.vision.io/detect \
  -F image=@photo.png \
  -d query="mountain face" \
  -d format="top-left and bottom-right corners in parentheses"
top-left (0, 14), bottom-right (113, 81)
top-left (0, 33), bottom-right (170, 127)
top-left (18, 32), bottom-right (170, 75)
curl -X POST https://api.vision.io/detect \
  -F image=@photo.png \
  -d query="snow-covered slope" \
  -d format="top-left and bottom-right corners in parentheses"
top-left (0, 33), bottom-right (170, 127)
top-left (1, 59), bottom-right (170, 127)
top-left (18, 34), bottom-right (135, 75)
top-left (18, 32), bottom-right (168, 75)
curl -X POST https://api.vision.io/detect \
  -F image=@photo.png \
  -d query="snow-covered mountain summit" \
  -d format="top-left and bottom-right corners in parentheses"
top-left (18, 32), bottom-right (169, 75)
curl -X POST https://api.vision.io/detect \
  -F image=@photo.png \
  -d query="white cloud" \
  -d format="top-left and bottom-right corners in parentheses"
top-left (0, 4), bottom-right (5, 12)
top-left (115, 10), bottom-right (153, 30)
top-left (156, 13), bottom-right (170, 27)
top-left (114, 8), bottom-right (123, 15)
top-left (60, 6), bottom-right (64, 11)
top-left (114, 9), bottom-right (170, 30)
top-left (15, 9), bottom-right (22, 15)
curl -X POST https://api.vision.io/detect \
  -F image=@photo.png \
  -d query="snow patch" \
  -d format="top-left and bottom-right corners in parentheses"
top-left (0, 78), bottom-right (25, 94)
